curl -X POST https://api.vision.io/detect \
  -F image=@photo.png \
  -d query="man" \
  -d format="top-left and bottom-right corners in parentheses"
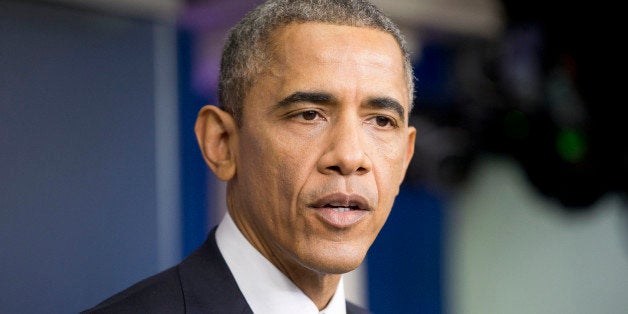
top-left (84, 0), bottom-right (415, 313)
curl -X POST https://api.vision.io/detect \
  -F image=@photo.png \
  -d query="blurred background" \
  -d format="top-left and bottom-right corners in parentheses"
top-left (1, 0), bottom-right (625, 313)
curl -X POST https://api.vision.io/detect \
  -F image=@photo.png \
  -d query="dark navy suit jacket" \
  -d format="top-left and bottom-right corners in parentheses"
top-left (82, 229), bottom-right (370, 314)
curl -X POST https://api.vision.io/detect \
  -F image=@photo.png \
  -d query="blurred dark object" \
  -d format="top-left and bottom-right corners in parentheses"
top-left (407, 1), bottom-right (626, 210)
top-left (491, 0), bottom-right (625, 209)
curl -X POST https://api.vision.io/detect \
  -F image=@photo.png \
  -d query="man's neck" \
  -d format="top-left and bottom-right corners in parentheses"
top-left (275, 257), bottom-right (342, 310)
top-left (230, 209), bottom-right (341, 310)
top-left (216, 211), bottom-right (347, 313)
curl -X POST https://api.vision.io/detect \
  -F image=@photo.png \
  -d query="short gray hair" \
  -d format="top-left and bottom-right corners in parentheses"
top-left (219, 0), bottom-right (414, 123)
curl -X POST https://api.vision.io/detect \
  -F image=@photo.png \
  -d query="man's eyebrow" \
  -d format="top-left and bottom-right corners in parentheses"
top-left (367, 97), bottom-right (406, 123)
top-left (275, 92), bottom-right (406, 122)
top-left (276, 91), bottom-right (335, 107)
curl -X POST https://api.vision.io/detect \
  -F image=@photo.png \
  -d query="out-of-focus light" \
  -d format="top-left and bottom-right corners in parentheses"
top-left (556, 128), bottom-right (587, 163)
top-left (42, 0), bottom-right (182, 21)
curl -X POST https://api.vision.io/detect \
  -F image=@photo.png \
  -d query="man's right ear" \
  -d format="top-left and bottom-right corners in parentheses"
top-left (194, 105), bottom-right (238, 181)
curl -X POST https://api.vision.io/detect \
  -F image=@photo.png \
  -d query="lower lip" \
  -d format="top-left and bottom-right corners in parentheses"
top-left (314, 208), bottom-right (368, 228)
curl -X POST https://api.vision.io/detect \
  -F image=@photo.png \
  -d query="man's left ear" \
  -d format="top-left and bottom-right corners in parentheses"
top-left (194, 105), bottom-right (238, 181)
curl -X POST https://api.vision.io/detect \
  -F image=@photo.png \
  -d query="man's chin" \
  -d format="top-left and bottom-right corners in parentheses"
top-left (320, 261), bottom-right (363, 275)
top-left (299, 247), bottom-right (368, 275)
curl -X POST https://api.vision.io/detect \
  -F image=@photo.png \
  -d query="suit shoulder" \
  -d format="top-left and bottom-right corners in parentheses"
top-left (346, 301), bottom-right (372, 314)
top-left (81, 266), bottom-right (184, 313)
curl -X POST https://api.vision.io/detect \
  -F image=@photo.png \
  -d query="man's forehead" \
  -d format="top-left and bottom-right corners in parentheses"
top-left (269, 22), bottom-right (401, 50)
top-left (266, 23), bottom-right (404, 74)
top-left (262, 23), bottom-right (408, 98)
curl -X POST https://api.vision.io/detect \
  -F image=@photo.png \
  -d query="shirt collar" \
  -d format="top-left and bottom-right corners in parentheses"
top-left (215, 212), bottom-right (346, 314)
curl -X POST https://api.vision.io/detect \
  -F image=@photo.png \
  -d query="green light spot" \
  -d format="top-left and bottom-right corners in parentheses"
top-left (556, 128), bottom-right (587, 163)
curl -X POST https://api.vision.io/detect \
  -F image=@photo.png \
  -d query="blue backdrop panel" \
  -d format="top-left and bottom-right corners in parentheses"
top-left (177, 29), bottom-right (213, 257)
top-left (368, 186), bottom-right (444, 314)
top-left (0, 1), bottom-right (159, 312)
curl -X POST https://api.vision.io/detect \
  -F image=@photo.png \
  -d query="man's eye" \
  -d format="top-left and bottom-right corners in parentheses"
top-left (299, 110), bottom-right (319, 121)
top-left (374, 116), bottom-right (395, 128)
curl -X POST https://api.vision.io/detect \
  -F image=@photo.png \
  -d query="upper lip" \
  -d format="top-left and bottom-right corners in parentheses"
top-left (309, 193), bottom-right (371, 211)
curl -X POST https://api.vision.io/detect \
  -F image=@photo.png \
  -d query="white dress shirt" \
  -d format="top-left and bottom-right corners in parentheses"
top-left (215, 212), bottom-right (346, 314)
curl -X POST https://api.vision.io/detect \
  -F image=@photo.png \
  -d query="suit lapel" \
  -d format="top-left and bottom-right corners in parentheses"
top-left (177, 228), bottom-right (253, 314)
top-left (177, 228), bottom-right (371, 314)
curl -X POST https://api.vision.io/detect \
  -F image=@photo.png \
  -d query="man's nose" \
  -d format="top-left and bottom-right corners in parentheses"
top-left (317, 118), bottom-right (372, 176)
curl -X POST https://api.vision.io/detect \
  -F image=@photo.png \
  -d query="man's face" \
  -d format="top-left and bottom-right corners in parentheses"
top-left (229, 22), bottom-right (415, 275)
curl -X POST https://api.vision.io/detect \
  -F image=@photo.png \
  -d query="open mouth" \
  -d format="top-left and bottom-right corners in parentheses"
top-left (321, 203), bottom-right (362, 213)
top-left (309, 193), bottom-right (371, 228)
top-left (310, 193), bottom-right (370, 211)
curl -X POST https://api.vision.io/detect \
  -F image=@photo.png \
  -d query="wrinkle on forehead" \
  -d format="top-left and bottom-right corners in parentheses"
top-left (318, 45), bottom-right (399, 73)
